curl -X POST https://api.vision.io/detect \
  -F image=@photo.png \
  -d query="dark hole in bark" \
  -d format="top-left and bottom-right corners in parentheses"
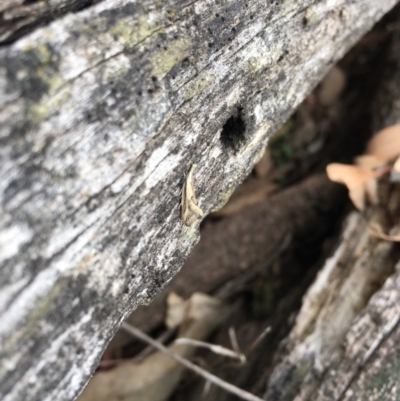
top-left (220, 107), bottom-right (246, 152)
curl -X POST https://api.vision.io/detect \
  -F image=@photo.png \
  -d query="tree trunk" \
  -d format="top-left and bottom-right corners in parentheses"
top-left (0, 1), bottom-right (399, 401)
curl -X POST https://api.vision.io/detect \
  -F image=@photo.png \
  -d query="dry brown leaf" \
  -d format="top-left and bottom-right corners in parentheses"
top-left (326, 163), bottom-right (376, 189)
top-left (365, 124), bottom-right (400, 161)
top-left (326, 163), bottom-right (378, 210)
top-left (354, 154), bottom-right (386, 170)
top-left (165, 292), bottom-right (186, 330)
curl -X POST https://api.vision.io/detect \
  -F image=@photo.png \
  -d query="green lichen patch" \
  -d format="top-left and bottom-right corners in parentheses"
top-left (110, 15), bottom-right (163, 50)
top-left (150, 38), bottom-right (192, 77)
top-left (184, 74), bottom-right (215, 101)
top-left (6, 43), bottom-right (60, 103)
top-left (28, 84), bottom-right (71, 124)
top-left (368, 355), bottom-right (400, 394)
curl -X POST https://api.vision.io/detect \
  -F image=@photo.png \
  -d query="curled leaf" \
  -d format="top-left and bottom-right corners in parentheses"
top-left (354, 154), bottom-right (387, 171)
top-left (366, 124), bottom-right (400, 161)
top-left (326, 163), bottom-right (376, 189)
top-left (165, 292), bottom-right (186, 329)
top-left (326, 163), bottom-right (378, 210)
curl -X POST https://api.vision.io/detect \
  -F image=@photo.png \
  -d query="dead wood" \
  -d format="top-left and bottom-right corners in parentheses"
top-left (1, 1), bottom-right (399, 401)
top-left (314, 262), bottom-right (400, 401)
top-left (0, 0), bottom-right (95, 44)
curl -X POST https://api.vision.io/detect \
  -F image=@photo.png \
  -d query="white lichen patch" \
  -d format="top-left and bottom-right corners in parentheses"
top-left (110, 14), bottom-right (163, 50)
top-left (242, 36), bottom-right (282, 74)
top-left (111, 172), bottom-right (132, 194)
top-left (101, 54), bottom-right (131, 84)
top-left (246, 120), bottom-right (273, 152)
top-left (0, 223), bottom-right (33, 263)
top-left (28, 85), bottom-right (72, 124)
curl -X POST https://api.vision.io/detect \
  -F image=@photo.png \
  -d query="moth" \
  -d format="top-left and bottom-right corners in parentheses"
top-left (181, 164), bottom-right (203, 227)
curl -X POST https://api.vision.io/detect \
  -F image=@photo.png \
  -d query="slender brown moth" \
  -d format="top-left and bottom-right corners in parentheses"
top-left (181, 164), bottom-right (203, 227)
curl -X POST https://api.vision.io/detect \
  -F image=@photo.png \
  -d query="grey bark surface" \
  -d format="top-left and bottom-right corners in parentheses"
top-left (316, 262), bottom-right (400, 401)
top-left (0, 1), bottom-right (399, 401)
top-left (0, 0), bottom-right (96, 44)
top-left (264, 208), bottom-right (400, 401)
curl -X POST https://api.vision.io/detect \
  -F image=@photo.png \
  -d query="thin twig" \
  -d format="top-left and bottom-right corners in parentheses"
top-left (202, 380), bottom-right (212, 399)
top-left (229, 327), bottom-right (242, 356)
top-left (336, 314), bottom-right (400, 401)
top-left (121, 322), bottom-right (265, 401)
top-left (135, 328), bottom-right (176, 360)
top-left (368, 223), bottom-right (400, 242)
top-left (244, 326), bottom-right (271, 356)
top-left (175, 338), bottom-right (246, 362)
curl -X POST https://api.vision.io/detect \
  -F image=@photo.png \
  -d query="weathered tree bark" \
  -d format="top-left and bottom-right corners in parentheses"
top-left (0, 0), bottom-right (96, 44)
top-left (0, 1), bottom-right (399, 401)
top-left (264, 207), bottom-right (400, 401)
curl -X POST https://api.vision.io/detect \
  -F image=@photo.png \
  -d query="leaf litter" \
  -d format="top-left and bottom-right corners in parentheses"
top-left (327, 123), bottom-right (400, 240)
